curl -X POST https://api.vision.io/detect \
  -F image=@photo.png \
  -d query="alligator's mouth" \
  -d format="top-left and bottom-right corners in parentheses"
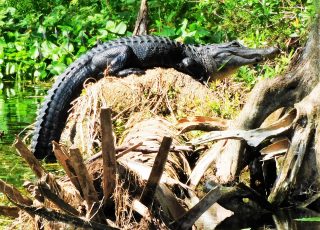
top-left (213, 41), bottom-right (280, 80)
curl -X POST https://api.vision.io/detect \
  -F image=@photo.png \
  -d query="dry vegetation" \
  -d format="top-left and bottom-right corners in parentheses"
top-left (61, 68), bottom-right (247, 158)
top-left (0, 69), bottom-right (250, 229)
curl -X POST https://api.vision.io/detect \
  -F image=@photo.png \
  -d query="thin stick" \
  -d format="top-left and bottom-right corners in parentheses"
top-left (156, 183), bottom-right (186, 220)
top-left (14, 137), bottom-right (46, 178)
top-left (100, 107), bottom-right (117, 203)
top-left (171, 186), bottom-right (221, 230)
top-left (0, 206), bottom-right (20, 218)
top-left (11, 201), bottom-right (118, 230)
top-left (38, 179), bottom-right (79, 216)
top-left (87, 143), bottom-right (192, 163)
top-left (140, 136), bottom-right (172, 207)
top-left (0, 179), bottom-right (33, 206)
top-left (52, 141), bottom-right (82, 194)
top-left (69, 147), bottom-right (105, 222)
top-left (116, 141), bottom-right (143, 159)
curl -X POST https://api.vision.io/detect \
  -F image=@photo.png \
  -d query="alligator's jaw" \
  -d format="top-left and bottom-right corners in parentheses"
top-left (211, 45), bottom-right (280, 80)
top-left (235, 46), bottom-right (280, 61)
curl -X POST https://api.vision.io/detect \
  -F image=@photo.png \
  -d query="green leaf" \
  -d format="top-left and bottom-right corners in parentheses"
top-left (29, 47), bottom-right (40, 59)
top-left (61, 42), bottom-right (74, 53)
top-left (77, 46), bottom-right (87, 55)
top-left (295, 217), bottom-right (320, 222)
top-left (106, 20), bottom-right (116, 31)
top-left (48, 62), bottom-right (66, 75)
top-left (115, 22), bottom-right (127, 35)
top-left (106, 20), bottom-right (127, 34)
top-left (39, 70), bottom-right (48, 80)
top-left (14, 42), bottom-right (24, 51)
top-left (0, 37), bottom-right (6, 48)
top-left (5, 62), bottom-right (16, 75)
top-left (41, 41), bottom-right (58, 58)
top-left (37, 25), bottom-right (46, 35)
top-left (157, 27), bottom-right (176, 37)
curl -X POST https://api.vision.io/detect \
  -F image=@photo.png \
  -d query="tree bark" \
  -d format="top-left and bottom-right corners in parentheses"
top-left (191, 14), bottom-right (320, 206)
top-left (133, 0), bottom-right (149, 35)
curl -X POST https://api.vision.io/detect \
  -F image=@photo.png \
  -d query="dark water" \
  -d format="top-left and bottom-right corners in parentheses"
top-left (215, 208), bottom-right (320, 230)
top-left (0, 79), bottom-right (48, 186)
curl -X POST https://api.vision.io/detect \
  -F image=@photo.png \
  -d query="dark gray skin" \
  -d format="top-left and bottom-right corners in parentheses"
top-left (31, 35), bottom-right (279, 161)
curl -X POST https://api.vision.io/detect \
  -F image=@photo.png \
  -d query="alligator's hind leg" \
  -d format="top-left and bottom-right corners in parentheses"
top-left (91, 45), bottom-right (144, 76)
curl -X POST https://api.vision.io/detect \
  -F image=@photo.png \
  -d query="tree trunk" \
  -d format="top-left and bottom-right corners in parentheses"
top-left (191, 15), bottom-right (320, 206)
top-left (133, 0), bottom-right (148, 35)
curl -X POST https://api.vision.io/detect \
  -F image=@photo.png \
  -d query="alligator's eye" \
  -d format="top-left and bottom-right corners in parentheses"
top-left (230, 41), bottom-right (242, 47)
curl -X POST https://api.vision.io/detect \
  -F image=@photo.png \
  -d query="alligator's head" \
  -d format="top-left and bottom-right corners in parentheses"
top-left (203, 41), bottom-right (280, 81)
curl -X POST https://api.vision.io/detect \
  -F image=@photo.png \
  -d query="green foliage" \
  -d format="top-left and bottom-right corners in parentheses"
top-left (148, 0), bottom-right (315, 86)
top-left (0, 0), bottom-right (316, 85)
top-left (295, 217), bottom-right (320, 222)
top-left (0, 1), bottom-right (131, 82)
top-left (6, 0), bottom-right (58, 14)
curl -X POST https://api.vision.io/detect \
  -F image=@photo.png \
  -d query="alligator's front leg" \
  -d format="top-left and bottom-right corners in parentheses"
top-left (178, 57), bottom-right (207, 82)
top-left (91, 45), bottom-right (145, 76)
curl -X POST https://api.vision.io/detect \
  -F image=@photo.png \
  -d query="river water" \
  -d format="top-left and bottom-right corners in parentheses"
top-left (0, 79), bottom-right (48, 186)
top-left (0, 79), bottom-right (320, 229)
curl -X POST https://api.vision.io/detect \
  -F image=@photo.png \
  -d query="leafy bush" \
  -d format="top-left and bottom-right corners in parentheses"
top-left (0, 2), bottom-right (131, 81)
top-left (0, 0), bottom-right (315, 84)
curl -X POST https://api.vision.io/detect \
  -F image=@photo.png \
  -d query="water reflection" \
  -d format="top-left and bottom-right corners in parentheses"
top-left (0, 79), bottom-right (48, 186)
top-left (0, 80), bottom-right (47, 142)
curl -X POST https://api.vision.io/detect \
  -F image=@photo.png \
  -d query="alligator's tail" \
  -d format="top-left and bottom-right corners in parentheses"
top-left (31, 48), bottom-right (103, 161)
top-left (30, 35), bottom-right (168, 161)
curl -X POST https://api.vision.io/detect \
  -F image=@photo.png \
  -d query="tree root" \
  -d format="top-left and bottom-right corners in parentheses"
top-left (190, 16), bottom-right (320, 206)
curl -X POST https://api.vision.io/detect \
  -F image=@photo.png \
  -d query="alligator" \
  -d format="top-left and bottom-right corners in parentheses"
top-left (31, 35), bottom-right (279, 161)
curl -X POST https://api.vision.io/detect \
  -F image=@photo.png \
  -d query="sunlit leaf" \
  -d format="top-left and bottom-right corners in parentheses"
top-left (34, 70), bottom-right (41, 77)
top-left (48, 62), bottom-right (67, 75)
top-left (295, 217), bottom-right (320, 222)
top-left (115, 22), bottom-right (127, 35)
top-left (14, 42), bottom-right (24, 51)
top-left (61, 42), bottom-right (74, 53)
top-left (106, 20), bottom-right (116, 31)
top-left (5, 62), bottom-right (16, 75)
top-left (41, 41), bottom-right (58, 58)
top-left (37, 25), bottom-right (46, 34)
top-left (29, 47), bottom-right (40, 59)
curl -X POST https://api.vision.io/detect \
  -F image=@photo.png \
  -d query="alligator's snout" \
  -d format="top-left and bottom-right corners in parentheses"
top-left (211, 42), bottom-right (280, 80)
top-left (259, 46), bottom-right (280, 60)
top-left (248, 46), bottom-right (280, 65)
top-left (236, 46), bottom-right (280, 61)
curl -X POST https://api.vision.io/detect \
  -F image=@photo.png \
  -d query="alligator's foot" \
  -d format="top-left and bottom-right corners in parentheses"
top-left (116, 68), bottom-right (146, 77)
